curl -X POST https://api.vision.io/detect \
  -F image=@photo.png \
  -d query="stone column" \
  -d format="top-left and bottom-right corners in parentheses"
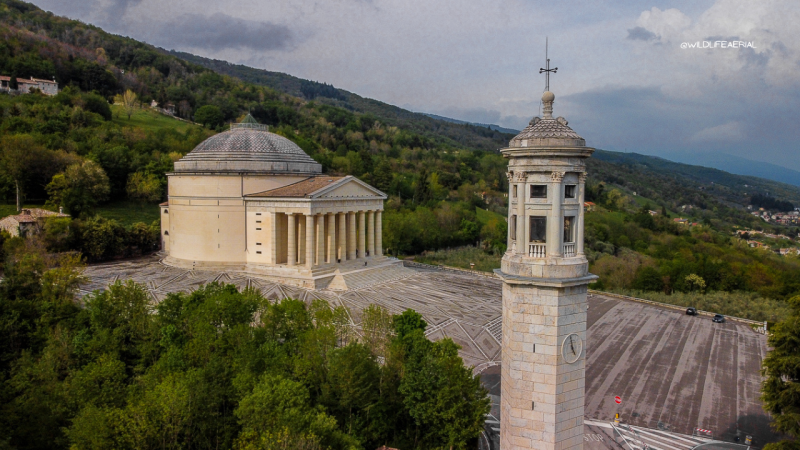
top-left (348, 211), bottom-right (357, 260)
top-left (316, 214), bottom-right (325, 266)
top-left (358, 211), bottom-right (366, 259)
top-left (287, 213), bottom-right (296, 266)
top-left (305, 214), bottom-right (314, 268)
top-left (338, 212), bottom-right (346, 261)
top-left (367, 210), bottom-right (375, 257)
top-left (298, 216), bottom-right (305, 265)
top-left (270, 212), bottom-right (278, 264)
top-left (516, 172), bottom-right (526, 255)
top-left (549, 171), bottom-right (564, 257)
top-left (376, 211), bottom-right (383, 256)
top-left (327, 213), bottom-right (336, 263)
top-left (577, 173), bottom-right (587, 256)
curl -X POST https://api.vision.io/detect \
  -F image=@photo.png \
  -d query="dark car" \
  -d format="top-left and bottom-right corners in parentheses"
top-left (713, 314), bottom-right (725, 323)
top-left (686, 307), bottom-right (697, 316)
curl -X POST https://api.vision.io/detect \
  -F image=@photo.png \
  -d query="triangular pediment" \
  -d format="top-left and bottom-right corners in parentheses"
top-left (312, 176), bottom-right (387, 199)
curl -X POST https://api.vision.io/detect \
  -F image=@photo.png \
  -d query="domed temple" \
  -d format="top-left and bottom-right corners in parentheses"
top-left (159, 116), bottom-right (401, 290)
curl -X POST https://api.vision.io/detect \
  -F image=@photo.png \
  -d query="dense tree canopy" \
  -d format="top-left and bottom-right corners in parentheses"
top-left (0, 246), bottom-right (489, 450)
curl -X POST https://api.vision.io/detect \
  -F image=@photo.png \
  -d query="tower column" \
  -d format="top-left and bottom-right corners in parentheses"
top-left (287, 213), bottom-right (296, 266)
top-left (316, 213), bottom-right (325, 266)
top-left (577, 173), bottom-right (586, 255)
top-left (375, 211), bottom-right (383, 256)
top-left (327, 212), bottom-right (336, 263)
top-left (305, 214), bottom-right (314, 268)
top-left (549, 171), bottom-right (564, 257)
top-left (498, 87), bottom-right (596, 450)
top-left (367, 210), bottom-right (375, 257)
top-left (358, 211), bottom-right (366, 258)
top-left (516, 174), bottom-right (526, 255)
top-left (348, 211), bottom-right (357, 260)
top-left (338, 212), bottom-right (346, 261)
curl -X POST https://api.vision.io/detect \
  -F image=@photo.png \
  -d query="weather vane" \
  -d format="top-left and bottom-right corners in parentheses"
top-left (539, 37), bottom-right (557, 91)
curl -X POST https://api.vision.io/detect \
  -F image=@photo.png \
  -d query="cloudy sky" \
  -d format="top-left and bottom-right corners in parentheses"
top-left (30, 0), bottom-right (800, 173)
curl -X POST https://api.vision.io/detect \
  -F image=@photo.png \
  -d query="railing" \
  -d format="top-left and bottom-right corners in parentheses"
top-left (230, 122), bottom-right (268, 131)
top-left (563, 243), bottom-right (576, 257)
top-left (528, 243), bottom-right (546, 258)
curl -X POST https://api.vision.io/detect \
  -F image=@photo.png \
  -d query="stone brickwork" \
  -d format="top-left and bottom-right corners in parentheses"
top-left (500, 282), bottom-right (587, 450)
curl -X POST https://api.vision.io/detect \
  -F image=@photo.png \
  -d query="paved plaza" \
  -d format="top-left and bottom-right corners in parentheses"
top-left (81, 256), bottom-right (777, 446)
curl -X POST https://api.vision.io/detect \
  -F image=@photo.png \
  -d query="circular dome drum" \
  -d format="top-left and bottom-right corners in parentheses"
top-left (173, 120), bottom-right (322, 174)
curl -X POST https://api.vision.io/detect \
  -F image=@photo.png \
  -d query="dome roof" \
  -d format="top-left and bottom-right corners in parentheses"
top-left (173, 120), bottom-right (322, 174)
top-left (510, 117), bottom-right (585, 147)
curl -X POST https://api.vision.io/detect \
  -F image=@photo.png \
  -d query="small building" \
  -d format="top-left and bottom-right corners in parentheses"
top-left (150, 99), bottom-right (159, 108)
top-left (584, 201), bottom-right (596, 211)
top-left (648, 210), bottom-right (659, 216)
top-left (0, 76), bottom-right (59, 95)
top-left (0, 208), bottom-right (70, 237)
top-left (673, 218), bottom-right (688, 225)
top-left (164, 103), bottom-right (176, 115)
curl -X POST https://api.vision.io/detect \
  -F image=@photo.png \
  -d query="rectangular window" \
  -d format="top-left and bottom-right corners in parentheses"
top-left (256, 227), bottom-right (262, 231)
top-left (564, 216), bottom-right (575, 243)
top-left (565, 185), bottom-right (576, 199)
top-left (530, 185), bottom-right (547, 198)
top-left (256, 213), bottom-right (261, 216)
top-left (513, 185), bottom-right (518, 198)
top-left (529, 216), bottom-right (546, 242)
top-left (256, 242), bottom-right (262, 246)
top-left (511, 215), bottom-right (517, 239)
top-left (256, 220), bottom-right (262, 223)
top-left (256, 251), bottom-right (262, 254)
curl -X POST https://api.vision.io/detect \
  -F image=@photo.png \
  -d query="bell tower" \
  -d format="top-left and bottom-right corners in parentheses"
top-left (496, 81), bottom-right (597, 448)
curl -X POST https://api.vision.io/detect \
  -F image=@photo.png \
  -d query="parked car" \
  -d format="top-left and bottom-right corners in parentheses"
top-left (713, 314), bottom-right (726, 323)
top-left (686, 307), bottom-right (697, 316)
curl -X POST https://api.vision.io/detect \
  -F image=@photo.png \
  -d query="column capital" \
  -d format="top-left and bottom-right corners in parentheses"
top-left (578, 172), bottom-right (588, 183)
top-left (550, 171), bottom-right (565, 182)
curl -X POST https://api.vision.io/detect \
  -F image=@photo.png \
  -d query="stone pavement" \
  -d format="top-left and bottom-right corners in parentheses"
top-left (81, 256), bottom-right (778, 446)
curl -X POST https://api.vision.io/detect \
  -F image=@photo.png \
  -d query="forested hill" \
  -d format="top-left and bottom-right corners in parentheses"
top-left (593, 150), bottom-right (800, 206)
top-left (168, 50), bottom-right (513, 152)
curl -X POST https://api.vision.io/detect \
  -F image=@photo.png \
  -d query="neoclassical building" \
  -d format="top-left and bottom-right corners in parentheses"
top-left (160, 117), bottom-right (401, 289)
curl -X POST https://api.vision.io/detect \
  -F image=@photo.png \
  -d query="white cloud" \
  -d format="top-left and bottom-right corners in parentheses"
top-left (690, 121), bottom-right (745, 143)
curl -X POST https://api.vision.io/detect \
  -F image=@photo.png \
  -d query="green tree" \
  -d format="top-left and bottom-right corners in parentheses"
top-left (0, 135), bottom-right (50, 211)
top-left (762, 296), bottom-right (800, 450)
top-left (413, 166), bottom-right (431, 205)
top-left (126, 172), bottom-right (163, 203)
top-left (46, 160), bottom-right (110, 216)
top-left (195, 105), bottom-right (225, 129)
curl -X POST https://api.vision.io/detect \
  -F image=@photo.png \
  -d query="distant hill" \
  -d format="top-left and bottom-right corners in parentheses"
top-left (167, 50), bottom-right (514, 153)
top-left (660, 151), bottom-right (800, 188)
top-left (592, 150), bottom-right (800, 209)
top-left (418, 113), bottom-right (519, 134)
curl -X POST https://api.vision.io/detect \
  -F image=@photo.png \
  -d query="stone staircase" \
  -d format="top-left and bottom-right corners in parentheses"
top-left (329, 262), bottom-right (416, 290)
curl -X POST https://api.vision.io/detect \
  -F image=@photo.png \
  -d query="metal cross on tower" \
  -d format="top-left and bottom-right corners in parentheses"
top-left (539, 37), bottom-right (557, 91)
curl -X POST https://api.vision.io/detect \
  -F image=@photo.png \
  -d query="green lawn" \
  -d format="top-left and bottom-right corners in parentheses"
top-left (95, 201), bottom-right (161, 227)
top-left (476, 207), bottom-right (506, 225)
top-left (111, 105), bottom-right (201, 134)
top-left (1, 201), bottom-right (160, 228)
top-left (415, 246), bottom-right (502, 273)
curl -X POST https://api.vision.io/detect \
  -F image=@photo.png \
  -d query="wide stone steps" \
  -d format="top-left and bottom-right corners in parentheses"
top-left (338, 264), bottom-right (416, 290)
